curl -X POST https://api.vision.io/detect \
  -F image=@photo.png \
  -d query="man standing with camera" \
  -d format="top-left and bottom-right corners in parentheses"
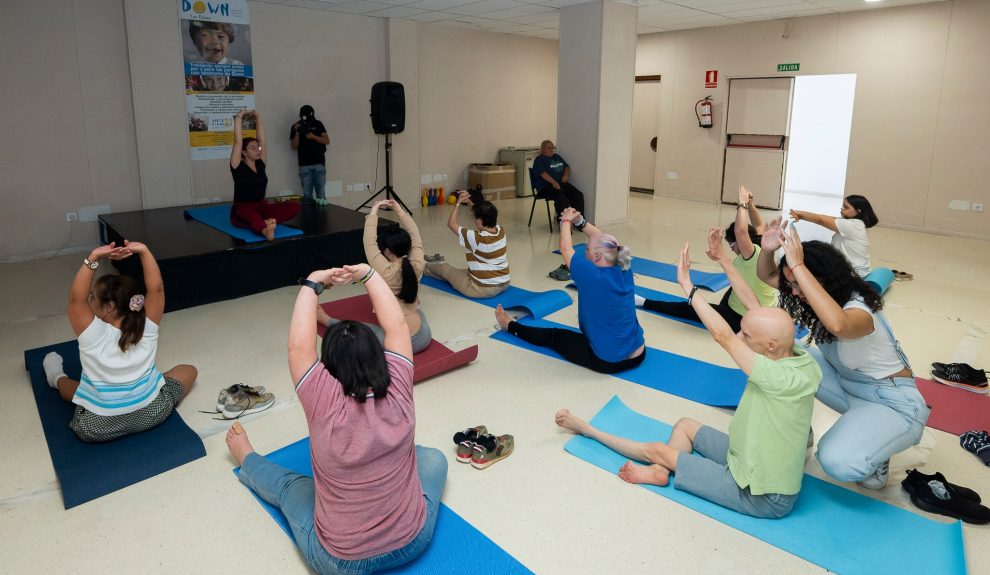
top-left (290, 105), bottom-right (330, 201)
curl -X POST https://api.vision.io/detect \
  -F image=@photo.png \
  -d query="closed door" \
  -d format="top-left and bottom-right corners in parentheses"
top-left (630, 81), bottom-right (661, 192)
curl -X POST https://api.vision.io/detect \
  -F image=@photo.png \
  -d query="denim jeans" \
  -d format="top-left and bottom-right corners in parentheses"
top-left (238, 445), bottom-right (447, 575)
top-left (299, 164), bottom-right (327, 200)
top-left (810, 344), bottom-right (929, 483)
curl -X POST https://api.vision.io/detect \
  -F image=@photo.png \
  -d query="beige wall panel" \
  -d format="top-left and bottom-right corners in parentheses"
top-left (926, 0), bottom-right (990, 237)
top-left (725, 77), bottom-right (792, 135)
top-left (835, 2), bottom-right (951, 228)
top-left (0, 0), bottom-right (115, 258)
top-left (742, 15), bottom-right (839, 75)
top-left (389, 19), bottom-right (420, 208)
top-left (418, 26), bottom-right (558, 191)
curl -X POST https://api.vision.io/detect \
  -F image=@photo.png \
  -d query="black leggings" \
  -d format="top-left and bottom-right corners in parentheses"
top-left (507, 321), bottom-right (646, 374)
top-left (643, 289), bottom-right (743, 333)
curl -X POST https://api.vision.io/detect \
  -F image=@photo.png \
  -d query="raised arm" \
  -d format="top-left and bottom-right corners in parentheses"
top-left (558, 207), bottom-right (581, 267)
top-left (789, 209), bottom-right (837, 232)
top-left (288, 268), bottom-right (333, 383)
top-left (68, 243), bottom-right (124, 336)
top-left (254, 111), bottom-right (266, 163)
top-left (734, 186), bottom-right (756, 260)
top-left (363, 200), bottom-right (391, 271)
top-left (230, 109), bottom-right (245, 169)
top-left (678, 242), bottom-right (756, 375)
top-left (705, 227), bottom-right (760, 311)
top-left (779, 226), bottom-right (874, 339)
top-left (123, 241), bottom-right (164, 324)
top-left (447, 191), bottom-right (467, 234)
top-left (334, 263), bottom-right (411, 358)
top-left (756, 216), bottom-right (785, 288)
top-left (390, 199), bottom-right (424, 264)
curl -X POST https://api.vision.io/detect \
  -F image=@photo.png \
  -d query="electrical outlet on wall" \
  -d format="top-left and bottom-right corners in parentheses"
top-left (666, 172), bottom-right (678, 180)
top-left (973, 203), bottom-right (985, 212)
top-left (66, 212), bottom-right (77, 222)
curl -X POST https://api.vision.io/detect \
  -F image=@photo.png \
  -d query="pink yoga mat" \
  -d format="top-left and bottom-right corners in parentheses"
top-left (916, 377), bottom-right (990, 435)
top-left (319, 295), bottom-right (477, 383)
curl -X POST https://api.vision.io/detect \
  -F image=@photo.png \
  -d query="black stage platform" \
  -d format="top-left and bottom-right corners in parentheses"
top-left (100, 202), bottom-right (394, 312)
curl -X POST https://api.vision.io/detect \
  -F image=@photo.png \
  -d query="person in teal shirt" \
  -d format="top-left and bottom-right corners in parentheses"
top-left (556, 232), bottom-right (822, 518)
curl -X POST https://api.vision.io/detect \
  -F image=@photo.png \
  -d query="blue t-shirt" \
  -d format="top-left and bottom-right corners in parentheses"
top-left (570, 254), bottom-right (645, 363)
top-left (532, 154), bottom-right (568, 190)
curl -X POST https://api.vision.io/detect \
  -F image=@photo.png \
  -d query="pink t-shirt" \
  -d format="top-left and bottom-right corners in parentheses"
top-left (295, 351), bottom-right (425, 560)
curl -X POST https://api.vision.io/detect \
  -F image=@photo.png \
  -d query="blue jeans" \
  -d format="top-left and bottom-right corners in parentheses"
top-left (299, 164), bottom-right (327, 200)
top-left (809, 346), bottom-right (929, 482)
top-left (238, 445), bottom-right (447, 575)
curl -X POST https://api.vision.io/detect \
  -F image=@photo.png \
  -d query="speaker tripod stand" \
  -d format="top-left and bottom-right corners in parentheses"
top-left (358, 134), bottom-right (409, 213)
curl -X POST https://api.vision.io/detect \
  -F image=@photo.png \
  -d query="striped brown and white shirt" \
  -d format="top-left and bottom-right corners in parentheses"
top-left (458, 225), bottom-right (510, 286)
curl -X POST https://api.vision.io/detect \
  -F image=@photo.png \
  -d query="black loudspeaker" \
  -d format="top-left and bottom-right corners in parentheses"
top-left (370, 82), bottom-right (405, 134)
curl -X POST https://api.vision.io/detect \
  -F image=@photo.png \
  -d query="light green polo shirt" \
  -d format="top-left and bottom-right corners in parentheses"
top-left (727, 245), bottom-right (778, 316)
top-left (726, 345), bottom-right (822, 496)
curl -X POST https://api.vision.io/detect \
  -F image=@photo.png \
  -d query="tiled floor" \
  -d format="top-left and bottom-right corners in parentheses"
top-left (1, 194), bottom-right (988, 574)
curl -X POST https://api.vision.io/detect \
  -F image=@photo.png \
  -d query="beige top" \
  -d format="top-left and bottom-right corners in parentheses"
top-left (364, 211), bottom-right (425, 318)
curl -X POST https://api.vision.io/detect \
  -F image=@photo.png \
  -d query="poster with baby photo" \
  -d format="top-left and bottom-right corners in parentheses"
top-left (178, 0), bottom-right (255, 160)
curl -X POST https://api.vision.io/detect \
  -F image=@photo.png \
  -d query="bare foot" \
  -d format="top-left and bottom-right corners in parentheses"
top-left (555, 408), bottom-right (591, 435)
top-left (225, 422), bottom-right (255, 466)
top-left (618, 460), bottom-right (670, 486)
top-left (262, 221), bottom-right (276, 242)
top-left (494, 304), bottom-right (511, 331)
top-left (265, 218), bottom-right (277, 226)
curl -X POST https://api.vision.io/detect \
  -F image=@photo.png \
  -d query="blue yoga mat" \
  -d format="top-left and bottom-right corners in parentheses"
top-left (565, 396), bottom-right (966, 575)
top-left (24, 340), bottom-right (206, 509)
top-left (491, 318), bottom-right (746, 407)
top-left (865, 267), bottom-right (895, 295)
top-left (184, 204), bottom-right (303, 243)
top-left (421, 276), bottom-right (572, 319)
top-left (565, 283), bottom-right (810, 338)
top-left (555, 244), bottom-right (730, 292)
top-left (234, 438), bottom-right (532, 574)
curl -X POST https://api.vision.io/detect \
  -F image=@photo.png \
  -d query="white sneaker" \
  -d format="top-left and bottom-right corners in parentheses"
top-left (634, 294), bottom-right (646, 307)
top-left (857, 460), bottom-right (890, 490)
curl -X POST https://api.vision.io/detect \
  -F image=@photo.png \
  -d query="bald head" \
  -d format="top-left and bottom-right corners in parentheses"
top-left (739, 307), bottom-right (795, 358)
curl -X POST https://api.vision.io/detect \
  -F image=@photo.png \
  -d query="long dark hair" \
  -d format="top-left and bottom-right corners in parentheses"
top-left (778, 240), bottom-right (882, 344)
top-left (321, 321), bottom-right (391, 403)
top-left (376, 227), bottom-right (418, 304)
top-left (93, 275), bottom-right (146, 352)
top-left (846, 195), bottom-right (878, 228)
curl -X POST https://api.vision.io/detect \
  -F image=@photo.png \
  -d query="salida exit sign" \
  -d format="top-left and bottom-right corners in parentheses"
top-left (777, 63), bottom-right (800, 72)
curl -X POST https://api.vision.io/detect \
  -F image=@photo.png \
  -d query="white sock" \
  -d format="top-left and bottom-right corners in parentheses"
top-left (43, 352), bottom-right (67, 389)
top-left (634, 294), bottom-right (646, 307)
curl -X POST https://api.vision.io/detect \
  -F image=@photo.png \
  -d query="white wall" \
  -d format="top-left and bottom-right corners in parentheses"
top-left (636, 0), bottom-right (990, 239)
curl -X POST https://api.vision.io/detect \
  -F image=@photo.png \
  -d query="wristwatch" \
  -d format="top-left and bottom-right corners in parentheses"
top-left (298, 278), bottom-right (325, 295)
top-left (83, 257), bottom-right (100, 269)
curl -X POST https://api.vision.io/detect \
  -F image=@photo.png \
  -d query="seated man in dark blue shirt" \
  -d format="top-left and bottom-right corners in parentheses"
top-left (533, 140), bottom-right (586, 280)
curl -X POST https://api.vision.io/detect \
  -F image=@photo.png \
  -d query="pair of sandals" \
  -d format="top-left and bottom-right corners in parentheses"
top-left (892, 269), bottom-right (914, 281)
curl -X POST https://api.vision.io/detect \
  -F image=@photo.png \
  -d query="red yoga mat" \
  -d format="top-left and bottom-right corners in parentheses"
top-left (916, 377), bottom-right (990, 436)
top-left (318, 294), bottom-right (478, 383)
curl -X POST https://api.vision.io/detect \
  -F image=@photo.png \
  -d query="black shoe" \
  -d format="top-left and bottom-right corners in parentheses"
top-left (907, 475), bottom-right (990, 524)
top-left (931, 362), bottom-right (987, 382)
top-left (931, 369), bottom-right (989, 394)
top-left (901, 469), bottom-right (981, 503)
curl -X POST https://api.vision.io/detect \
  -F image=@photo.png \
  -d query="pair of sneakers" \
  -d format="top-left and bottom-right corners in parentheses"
top-left (931, 362), bottom-right (988, 394)
top-left (902, 468), bottom-right (990, 524)
top-left (453, 425), bottom-right (514, 470)
top-left (214, 384), bottom-right (275, 420)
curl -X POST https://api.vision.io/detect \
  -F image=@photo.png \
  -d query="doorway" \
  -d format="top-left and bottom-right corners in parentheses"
top-left (630, 76), bottom-right (661, 194)
top-left (782, 74), bottom-right (857, 243)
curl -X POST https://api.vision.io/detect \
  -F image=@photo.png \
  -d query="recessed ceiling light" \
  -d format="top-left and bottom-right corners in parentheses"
top-left (865, 0), bottom-right (883, 3)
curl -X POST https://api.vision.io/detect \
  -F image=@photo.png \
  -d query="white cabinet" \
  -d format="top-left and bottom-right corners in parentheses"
top-left (498, 147), bottom-right (541, 197)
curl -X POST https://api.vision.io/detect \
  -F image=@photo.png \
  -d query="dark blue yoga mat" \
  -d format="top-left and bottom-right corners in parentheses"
top-left (184, 204), bottom-right (303, 243)
top-left (555, 244), bottom-right (730, 292)
top-left (234, 438), bottom-right (532, 574)
top-left (565, 396), bottom-right (966, 575)
top-left (421, 276), bottom-right (572, 319)
top-left (24, 340), bottom-right (206, 509)
top-left (491, 318), bottom-right (746, 407)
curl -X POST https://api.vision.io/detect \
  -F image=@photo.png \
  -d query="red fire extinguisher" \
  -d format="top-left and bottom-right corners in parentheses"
top-left (696, 96), bottom-right (713, 128)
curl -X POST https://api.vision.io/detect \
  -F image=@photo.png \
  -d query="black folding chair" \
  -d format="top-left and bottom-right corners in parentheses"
top-left (527, 166), bottom-right (554, 231)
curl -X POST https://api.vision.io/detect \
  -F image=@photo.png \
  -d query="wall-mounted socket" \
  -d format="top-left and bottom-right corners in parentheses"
top-left (973, 203), bottom-right (985, 212)
top-left (346, 184), bottom-right (354, 192)
top-left (66, 212), bottom-right (78, 222)
top-left (666, 172), bottom-right (678, 180)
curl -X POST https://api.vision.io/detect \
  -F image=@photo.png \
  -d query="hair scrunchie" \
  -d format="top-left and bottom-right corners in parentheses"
top-left (129, 294), bottom-right (145, 312)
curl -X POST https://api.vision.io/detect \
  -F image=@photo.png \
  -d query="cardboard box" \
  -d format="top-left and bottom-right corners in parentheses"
top-left (468, 163), bottom-right (516, 199)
